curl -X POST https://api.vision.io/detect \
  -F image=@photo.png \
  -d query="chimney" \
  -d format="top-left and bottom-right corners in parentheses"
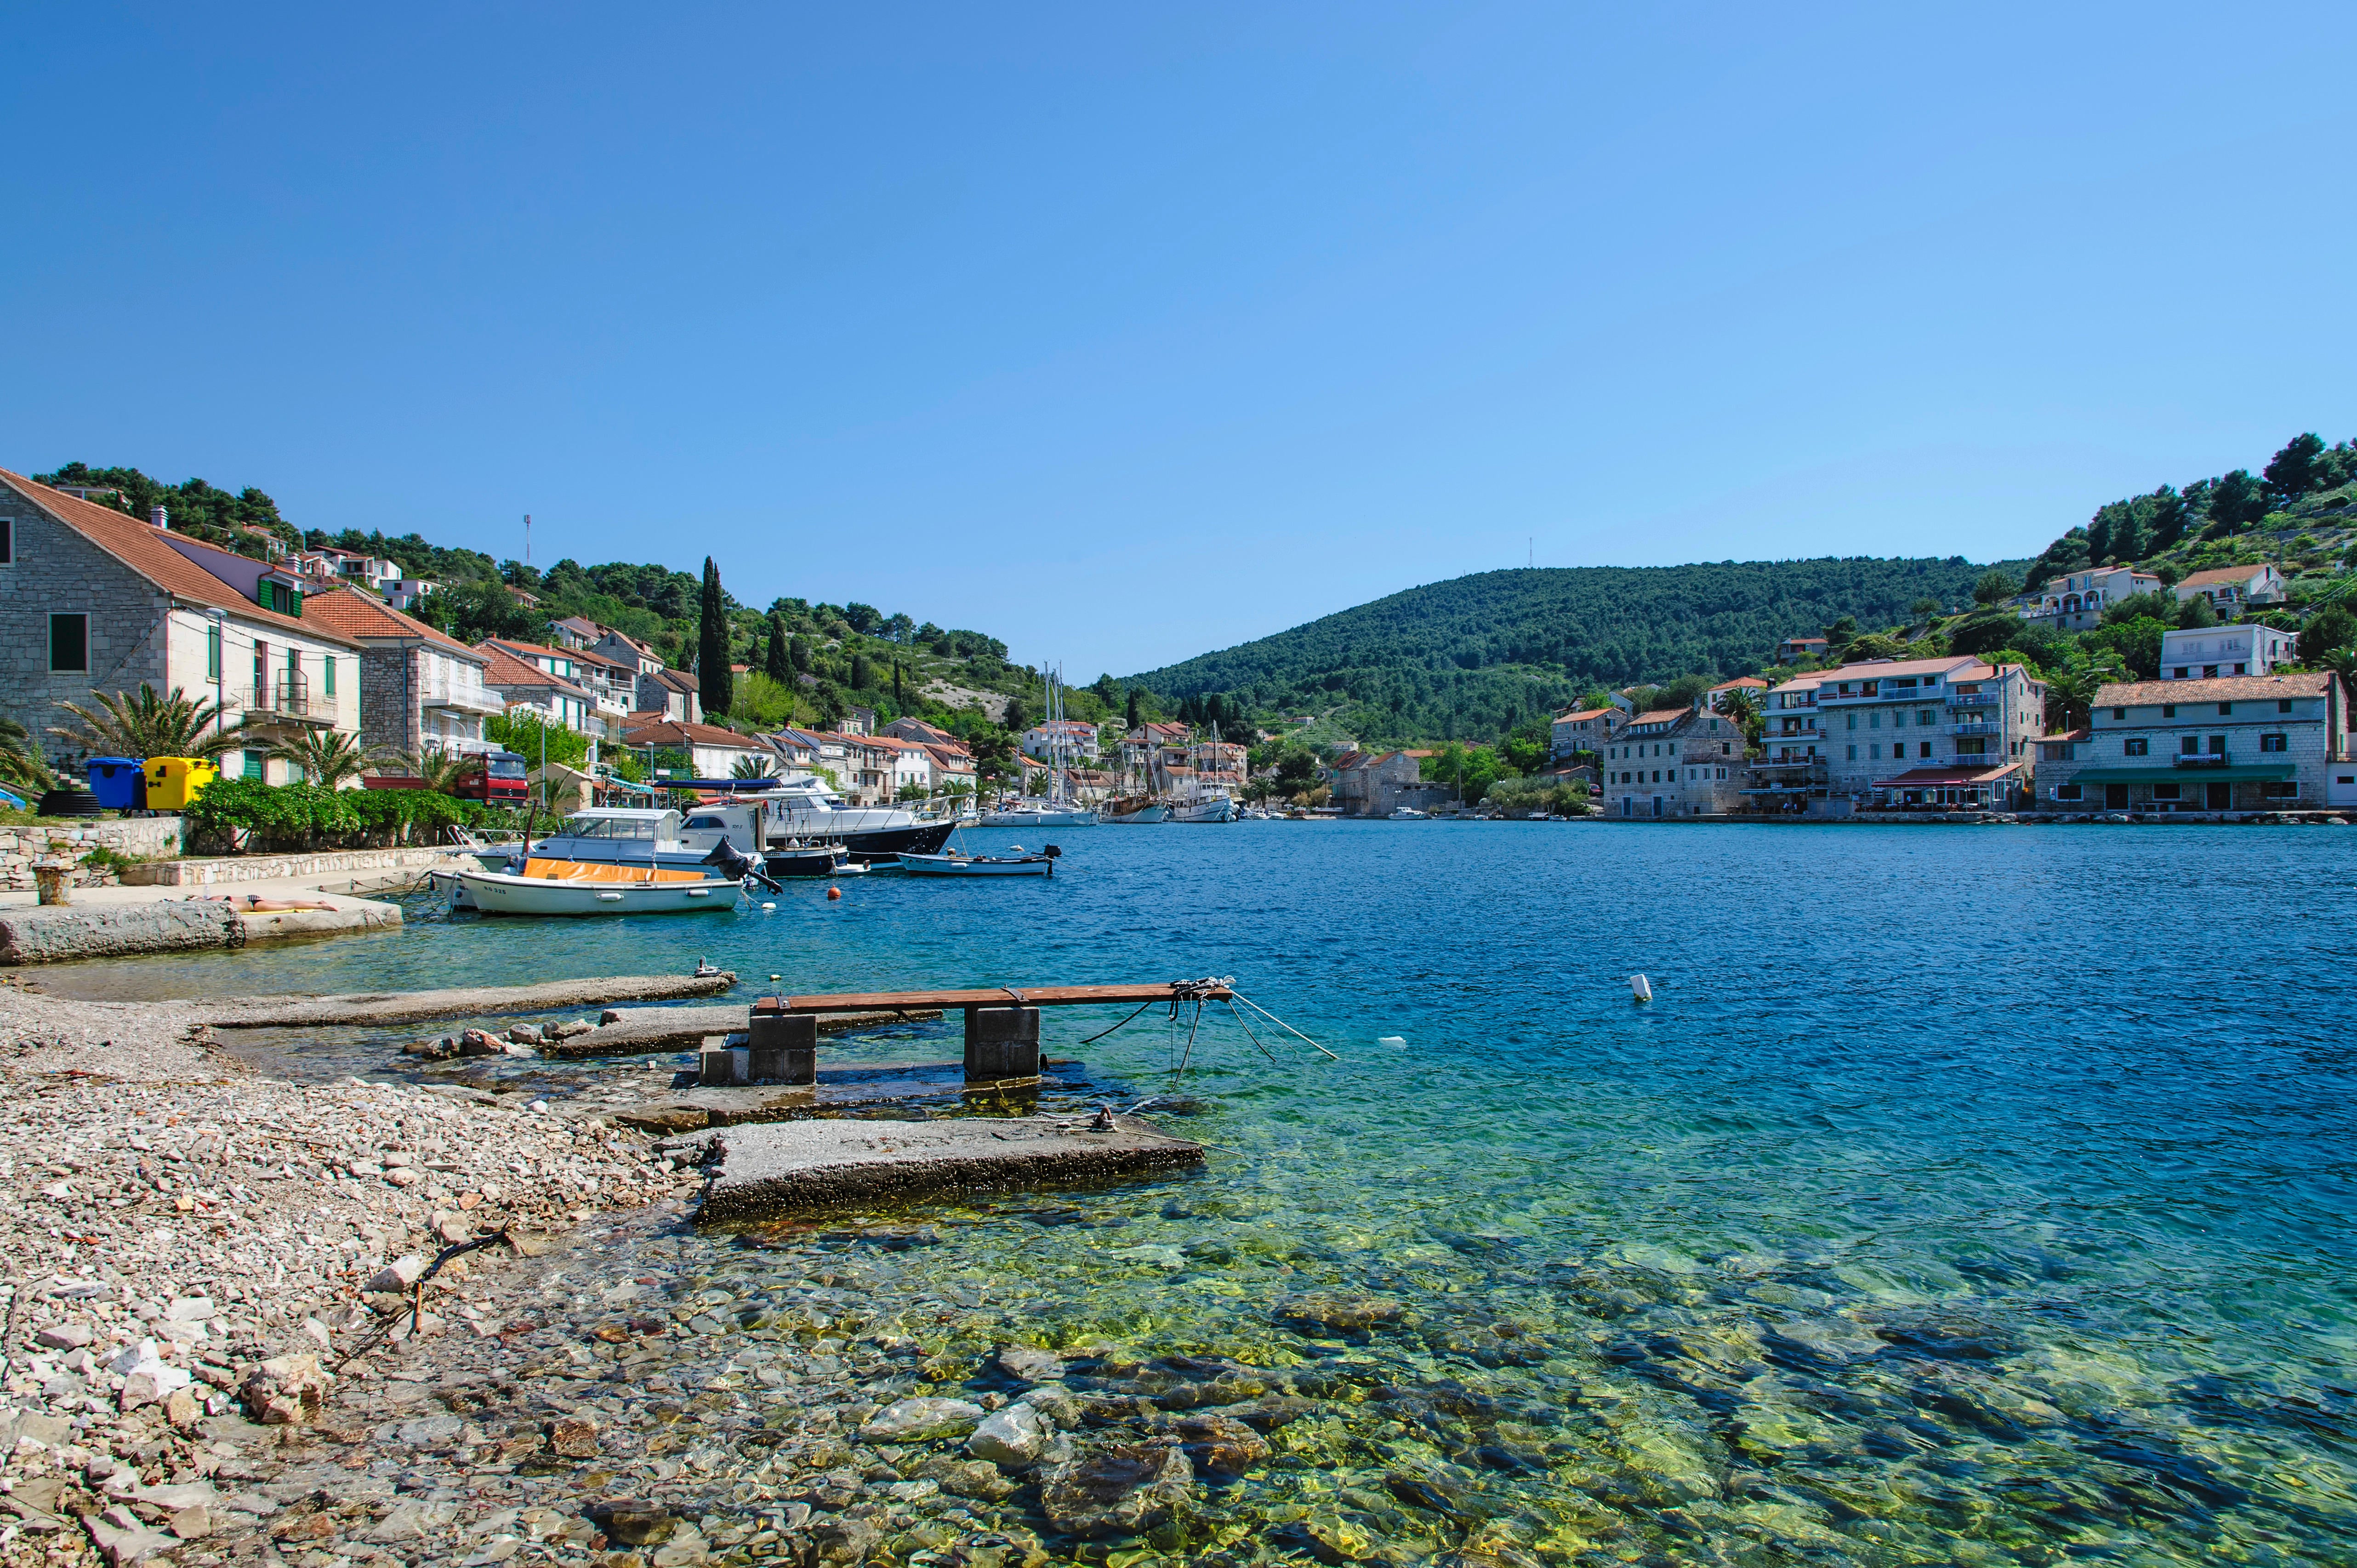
top-left (149, 505), bottom-right (168, 530)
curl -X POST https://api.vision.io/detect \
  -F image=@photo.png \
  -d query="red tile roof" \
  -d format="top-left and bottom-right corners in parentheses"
top-left (303, 587), bottom-right (483, 661)
top-left (2094, 672), bottom-right (2335, 705)
top-left (0, 468), bottom-right (362, 649)
top-left (479, 645), bottom-right (591, 698)
top-left (2177, 565), bottom-right (2276, 588)
top-left (623, 718), bottom-right (760, 749)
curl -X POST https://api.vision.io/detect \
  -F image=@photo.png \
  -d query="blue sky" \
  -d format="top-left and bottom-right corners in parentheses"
top-left (6, 4), bottom-right (2354, 679)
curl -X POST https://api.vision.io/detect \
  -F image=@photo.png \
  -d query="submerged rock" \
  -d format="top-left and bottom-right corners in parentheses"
top-left (997, 1344), bottom-right (1067, 1383)
top-left (859, 1396), bottom-right (985, 1443)
top-left (1169, 1412), bottom-right (1269, 1477)
top-left (1038, 1443), bottom-right (1194, 1536)
top-left (1276, 1293), bottom-right (1403, 1339)
top-left (968, 1402), bottom-right (1050, 1466)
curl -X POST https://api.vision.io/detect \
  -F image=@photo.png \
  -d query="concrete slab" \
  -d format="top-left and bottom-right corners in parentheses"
top-left (541, 1005), bottom-right (941, 1056)
top-left (680, 1113), bottom-right (1204, 1222)
top-left (592, 1058), bottom-right (1082, 1133)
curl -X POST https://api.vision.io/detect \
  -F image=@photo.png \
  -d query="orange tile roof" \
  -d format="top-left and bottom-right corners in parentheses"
top-left (2094, 672), bottom-right (2335, 705)
top-left (479, 644), bottom-right (591, 697)
top-left (2177, 565), bottom-right (2277, 588)
top-left (622, 718), bottom-right (761, 748)
top-left (0, 468), bottom-right (362, 649)
top-left (304, 586), bottom-right (483, 661)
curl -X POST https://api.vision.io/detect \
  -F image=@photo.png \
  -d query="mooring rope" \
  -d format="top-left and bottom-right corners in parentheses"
top-left (1230, 991), bottom-right (1340, 1060)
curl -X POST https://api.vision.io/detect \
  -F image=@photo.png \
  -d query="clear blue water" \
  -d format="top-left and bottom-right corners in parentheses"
top-left (51, 822), bottom-right (2357, 1562)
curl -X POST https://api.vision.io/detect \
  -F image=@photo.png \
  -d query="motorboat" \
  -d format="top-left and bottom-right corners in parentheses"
top-left (981, 800), bottom-right (1099, 828)
top-left (899, 844), bottom-right (1061, 877)
top-left (457, 868), bottom-right (745, 916)
top-left (1170, 793), bottom-right (1235, 824)
top-left (763, 841), bottom-right (848, 879)
top-left (740, 777), bottom-right (960, 862)
top-left (1388, 807), bottom-right (1429, 820)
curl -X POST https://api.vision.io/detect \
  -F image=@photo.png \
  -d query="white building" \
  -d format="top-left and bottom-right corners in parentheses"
top-left (2174, 564), bottom-right (2286, 612)
top-left (2159, 624), bottom-right (2297, 681)
top-left (1744, 673), bottom-right (1828, 812)
top-left (2027, 566), bottom-right (2161, 633)
top-left (1021, 719), bottom-right (1101, 762)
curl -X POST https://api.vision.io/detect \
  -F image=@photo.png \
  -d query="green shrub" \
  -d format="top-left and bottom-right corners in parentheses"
top-left (183, 778), bottom-right (484, 851)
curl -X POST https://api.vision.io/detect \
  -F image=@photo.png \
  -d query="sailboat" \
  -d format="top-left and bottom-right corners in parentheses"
top-left (981, 664), bottom-right (1098, 826)
top-left (1170, 735), bottom-right (1236, 823)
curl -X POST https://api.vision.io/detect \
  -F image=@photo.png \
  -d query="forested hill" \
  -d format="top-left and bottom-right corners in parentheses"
top-left (1126, 557), bottom-right (2021, 743)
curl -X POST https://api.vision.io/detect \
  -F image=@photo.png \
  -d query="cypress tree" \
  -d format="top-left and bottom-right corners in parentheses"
top-left (698, 557), bottom-right (733, 718)
top-left (763, 612), bottom-right (791, 683)
top-left (851, 652), bottom-right (873, 690)
top-left (1125, 688), bottom-right (1142, 730)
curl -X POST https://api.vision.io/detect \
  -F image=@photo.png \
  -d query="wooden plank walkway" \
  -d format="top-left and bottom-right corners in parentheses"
top-left (758, 981), bottom-right (1231, 1014)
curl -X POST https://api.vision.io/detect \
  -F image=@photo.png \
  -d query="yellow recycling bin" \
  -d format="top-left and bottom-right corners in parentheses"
top-left (143, 756), bottom-right (218, 811)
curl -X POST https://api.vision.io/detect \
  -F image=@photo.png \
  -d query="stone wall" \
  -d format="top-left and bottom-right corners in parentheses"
top-left (0, 818), bottom-right (185, 891)
top-left (121, 843), bottom-right (472, 886)
top-left (0, 497), bottom-right (174, 755)
top-left (359, 641), bottom-right (422, 757)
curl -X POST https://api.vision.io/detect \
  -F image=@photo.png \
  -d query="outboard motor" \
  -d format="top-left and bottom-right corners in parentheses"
top-left (702, 834), bottom-right (782, 894)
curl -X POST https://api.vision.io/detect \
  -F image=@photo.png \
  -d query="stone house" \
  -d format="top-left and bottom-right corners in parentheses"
top-left (1548, 706), bottom-right (1625, 761)
top-left (1602, 707), bottom-right (1746, 818)
top-left (303, 588), bottom-right (501, 761)
top-left (0, 468), bottom-right (364, 784)
top-left (1328, 750), bottom-right (1435, 816)
top-left (2035, 672), bottom-right (2349, 813)
top-left (2027, 565), bottom-right (2161, 632)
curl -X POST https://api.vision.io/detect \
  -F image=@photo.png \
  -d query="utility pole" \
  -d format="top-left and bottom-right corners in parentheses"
top-left (524, 514), bottom-right (532, 572)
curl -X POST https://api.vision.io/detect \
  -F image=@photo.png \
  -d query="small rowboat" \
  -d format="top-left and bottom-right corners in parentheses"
top-left (457, 869), bottom-right (745, 915)
top-left (897, 844), bottom-right (1061, 878)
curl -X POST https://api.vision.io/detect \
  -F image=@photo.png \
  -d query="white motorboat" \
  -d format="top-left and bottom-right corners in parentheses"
top-left (899, 847), bottom-right (1059, 877)
top-left (457, 868), bottom-right (745, 915)
top-left (1170, 793), bottom-right (1235, 823)
top-left (1388, 807), bottom-right (1429, 820)
top-left (981, 802), bottom-right (1099, 827)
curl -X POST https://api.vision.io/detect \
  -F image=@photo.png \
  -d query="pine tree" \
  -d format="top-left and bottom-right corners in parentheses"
top-left (697, 557), bottom-right (733, 718)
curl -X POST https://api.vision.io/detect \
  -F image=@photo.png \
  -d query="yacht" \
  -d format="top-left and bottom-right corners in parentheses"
top-left (982, 799), bottom-right (1099, 828)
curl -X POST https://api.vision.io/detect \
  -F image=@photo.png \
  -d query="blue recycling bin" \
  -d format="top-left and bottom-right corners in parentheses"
top-left (85, 757), bottom-right (147, 810)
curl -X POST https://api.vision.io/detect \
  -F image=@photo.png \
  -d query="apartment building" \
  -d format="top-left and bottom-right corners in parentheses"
top-left (1819, 657), bottom-right (2045, 809)
top-left (478, 644), bottom-right (598, 733)
top-left (0, 470), bottom-right (364, 784)
top-left (2159, 624), bottom-right (2297, 681)
top-left (2036, 672), bottom-right (2348, 812)
top-left (1021, 719), bottom-right (1101, 761)
top-left (1744, 673), bottom-right (1828, 812)
top-left (622, 718), bottom-right (768, 780)
top-left (1601, 706), bottom-right (1746, 818)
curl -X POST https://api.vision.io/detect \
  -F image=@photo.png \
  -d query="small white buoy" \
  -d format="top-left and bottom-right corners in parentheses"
top-left (760, 901), bottom-right (776, 910)
top-left (1378, 1035), bottom-right (1406, 1048)
top-left (1629, 973), bottom-right (1653, 1003)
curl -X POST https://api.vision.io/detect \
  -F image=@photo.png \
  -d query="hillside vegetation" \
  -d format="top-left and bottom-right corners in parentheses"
top-left (1125, 557), bottom-right (2019, 744)
top-left (26, 461), bottom-right (1135, 747)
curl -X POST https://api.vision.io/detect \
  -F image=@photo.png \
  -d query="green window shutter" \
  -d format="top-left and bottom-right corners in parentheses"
top-left (206, 624), bottom-right (221, 681)
top-left (325, 658), bottom-right (336, 697)
top-left (241, 752), bottom-right (264, 781)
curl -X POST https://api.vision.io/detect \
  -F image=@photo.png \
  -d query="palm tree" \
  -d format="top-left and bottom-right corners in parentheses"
top-left (381, 747), bottom-right (474, 793)
top-left (268, 728), bottom-right (382, 790)
top-left (731, 751), bottom-right (778, 780)
top-left (2042, 651), bottom-right (2129, 731)
top-left (50, 685), bottom-right (240, 759)
top-left (0, 717), bottom-right (54, 796)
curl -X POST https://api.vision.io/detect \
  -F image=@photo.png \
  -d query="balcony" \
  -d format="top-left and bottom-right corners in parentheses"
top-left (2173, 752), bottom-right (2232, 768)
top-left (421, 683), bottom-right (506, 716)
top-left (1948, 693), bottom-right (2000, 709)
top-left (234, 676), bottom-right (333, 729)
top-left (1948, 720), bottom-right (2001, 738)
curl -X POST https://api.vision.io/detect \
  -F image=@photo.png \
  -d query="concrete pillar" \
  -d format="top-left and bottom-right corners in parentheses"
top-left (698, 1038), bottom-right (751, 1086)
top-left (748, 1011), bottom-right (817, 1085)
top-left (963, 1006), bottom-right (1040, 1082)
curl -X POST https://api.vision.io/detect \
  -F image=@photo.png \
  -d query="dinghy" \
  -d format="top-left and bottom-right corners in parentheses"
top-left (897, 843), bottom-right (1062, 878)
top-left (457, 868), bottom-right (746, 915)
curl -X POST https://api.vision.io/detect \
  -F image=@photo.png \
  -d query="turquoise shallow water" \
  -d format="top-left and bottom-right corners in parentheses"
top-left (53, 822), bottom-right (2357, 1562)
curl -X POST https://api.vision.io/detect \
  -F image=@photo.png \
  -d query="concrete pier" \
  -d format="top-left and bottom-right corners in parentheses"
top-left (676, 1114), bottom-right (1204, 1223)
top-left (964, 1005), bottom-right (1040, 1082)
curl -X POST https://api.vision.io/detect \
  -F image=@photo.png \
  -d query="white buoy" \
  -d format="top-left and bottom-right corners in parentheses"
top-left (1378, 1035), bottom-right (1406, 1048)
top-left (1630, 973), bottom-right (1653, 1003)
top-left (760, 902), bottom-right (776, 910)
